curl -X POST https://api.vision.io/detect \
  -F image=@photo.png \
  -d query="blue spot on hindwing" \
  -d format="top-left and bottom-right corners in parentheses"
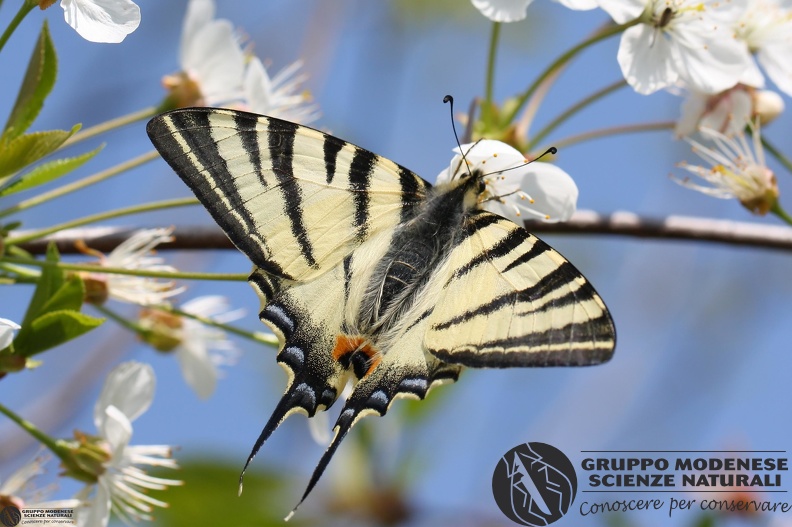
top-left (263, 304), bottom-right (295, 335)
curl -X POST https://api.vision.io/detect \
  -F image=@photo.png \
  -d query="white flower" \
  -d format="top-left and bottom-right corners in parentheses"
top-left (600, 0), bottom-right (757, 94)
top-left (676, 85), bottom-right (754, 137)
top-left (436, 140), bottom-right (578, 223)
top-left (471, 0), bottom-right (533, 21)
top-left (0, 455), bottom-right (80, 511)
top-left (174, 296), bottom-right (242, 399)
top-left (675, 85), bottom-right (785, 137)
top-left (163, 0), bottom-right (245, 108)
top-left (243, 58), bottom-right (319, 124)
top-left (0, 317), bottom-right (20, 350)
top-left (82, 228), bottom-right (183, 306)
top-left (675, 123), bottom-right (778, 214)
top-left (735, 0), bottom-right (792, 96)
top-left (139, 297), bottom-right (242, 399)
top-left (76, 362), bottom-right (181, 527)
top-left (60, 0), bottom-right (140, 43)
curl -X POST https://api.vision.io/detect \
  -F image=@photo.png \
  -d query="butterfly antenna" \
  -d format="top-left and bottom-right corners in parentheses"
top-left (443, 95), bottom-right (474, 180)
top-left (480, 145), bottom-right (558, 180)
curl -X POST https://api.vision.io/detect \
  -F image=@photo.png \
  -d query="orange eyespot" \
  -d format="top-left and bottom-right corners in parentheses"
top-left (332, 334), bottom-right (381, 377)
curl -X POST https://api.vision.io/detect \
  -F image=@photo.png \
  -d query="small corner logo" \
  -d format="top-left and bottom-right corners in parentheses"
top-left (0, 505), bottom-right (21, 527)
top-left (492, 442), bottom-right (577, 526)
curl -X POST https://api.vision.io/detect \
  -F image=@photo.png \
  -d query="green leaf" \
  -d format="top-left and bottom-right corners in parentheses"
top-left (21, 243), bottom-right (64, 328)
top-left (0, 143), bottom-right (102, 197)
top-left (3, 20), bottom-right (57, 141)
top-left (0, 125), bottom-right (81, 183)
top-left (151, 458), bottom-right (305, 527)
top-left (40, 273), bottom-right (85, 313)
top-left (14, 309), bottom-right (104, 357)
top-left (10, 246), bottom-right (103, 358)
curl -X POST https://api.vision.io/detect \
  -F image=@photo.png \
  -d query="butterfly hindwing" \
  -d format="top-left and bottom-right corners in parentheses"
top-left (240, 265), bottom-right (349, 482)
top-left (146, 107), bottom-right (430, 281)
top-left (425, 211), bottom-right (615, 367)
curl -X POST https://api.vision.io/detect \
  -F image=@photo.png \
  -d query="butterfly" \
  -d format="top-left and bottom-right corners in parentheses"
top-left (146, 107), bottom-right (616, 515)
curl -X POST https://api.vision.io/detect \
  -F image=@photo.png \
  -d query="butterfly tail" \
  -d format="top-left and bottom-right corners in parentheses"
top-left (284, 406), bottom-right (358, 520)
top-left (285, 352), bottom-right (463, 518)
top-left (238, 377), bottom-right (330, 495)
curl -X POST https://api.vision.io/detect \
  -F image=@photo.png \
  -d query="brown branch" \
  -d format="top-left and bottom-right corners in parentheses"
top-left (10, 210), bottom-right (792, 255)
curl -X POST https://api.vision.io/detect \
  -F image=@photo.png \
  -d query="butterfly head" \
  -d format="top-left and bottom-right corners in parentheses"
top-left (437, 140), bottom-right (563, 218)
top-left (441, 141), bottom-right (531, 208)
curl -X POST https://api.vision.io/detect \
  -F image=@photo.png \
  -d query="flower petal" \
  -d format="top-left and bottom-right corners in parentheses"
top-left (0, 317), bottom-right (20, 350)
top-left (100, 405), bottom-right (133, 456)
top-left (617, 24), bottom-right (679, 94)
top-left (180, 0), bottom-right (215, 61)
top-left (182, 21), bottom-right (245, 105)
top-left (597, 0), bottom-right (647, 24)
top-left (676, 87), bottom-right (753, 137)
top-left (61, 0), bottom-right (140, 44)
top-left (76, 482), bottom-right (111, 527)
top-left (176, 340), bottom-right (218, 400)
top-left (244, 57), bottom-right (275, 112)
top-left (671, 27), bottom-right (755, 94)
top-left (94, 362), bottom-right (155, 428)
top-left (758, 43), bottom-right (792, 96)
top-left (471, 0), bottom-right (533, 21)
top-left (488, 162), bottom-right (578, 222)
top-left (307, 412), bottom-right (331, 446)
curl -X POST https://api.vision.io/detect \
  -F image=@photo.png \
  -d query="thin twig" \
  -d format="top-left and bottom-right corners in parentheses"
top-left (10, 211), bottom-right (792, 253)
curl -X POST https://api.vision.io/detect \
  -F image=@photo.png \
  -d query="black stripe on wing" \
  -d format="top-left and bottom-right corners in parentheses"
top-left (234, 111), bottom-right (266, 187)
top-left (323, 135), bottom-right (345, 184)
top-left (431, 314), bottom-right (616, 367)
top-left (148, 110), bottom-right (290, 279)
top-left (266, 118), bottom-right (318, 269)
top-left (445, 226), bottom-right (535, 285)
top-left (349, 147), bottom-right (376, 241)
top-left (433, 261), bottom-right (581, 331)
top-left (398, 165), bottom-right (427, 222)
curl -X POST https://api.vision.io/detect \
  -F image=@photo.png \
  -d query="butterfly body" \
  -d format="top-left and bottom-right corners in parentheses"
top-left (146, 107), bottom-right (615, 511)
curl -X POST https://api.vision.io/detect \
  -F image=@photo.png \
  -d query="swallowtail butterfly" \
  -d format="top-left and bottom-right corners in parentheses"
top-left (146, 108), bottom-right (616, 514)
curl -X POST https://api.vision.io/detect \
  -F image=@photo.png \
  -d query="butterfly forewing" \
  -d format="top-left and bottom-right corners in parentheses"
top-left (146, 107), bottom-right (430, 281)
top-left (425, 211), bottom-right (615, 367)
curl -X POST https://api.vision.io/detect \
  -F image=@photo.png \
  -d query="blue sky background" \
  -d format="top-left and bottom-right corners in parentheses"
top-left (1, 1), bottom-right (791, 525)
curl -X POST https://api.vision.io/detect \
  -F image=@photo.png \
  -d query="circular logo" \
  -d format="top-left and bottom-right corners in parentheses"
top-left (492, 442), bottom-right (577, 526)
top-left (0, 505), bottom-right (21, 527)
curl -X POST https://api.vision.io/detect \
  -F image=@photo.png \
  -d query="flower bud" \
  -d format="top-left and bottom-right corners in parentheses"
top-left (162, 72), bottom-right (205, 109)
top-left (138, 308), bottom-right (183, 352)
top-left (752, 90), bottom-right (784, 126)
top-left (59, 431), bottom-right (110, 484)
top-left (80, 273), bottom-right (110, 306)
